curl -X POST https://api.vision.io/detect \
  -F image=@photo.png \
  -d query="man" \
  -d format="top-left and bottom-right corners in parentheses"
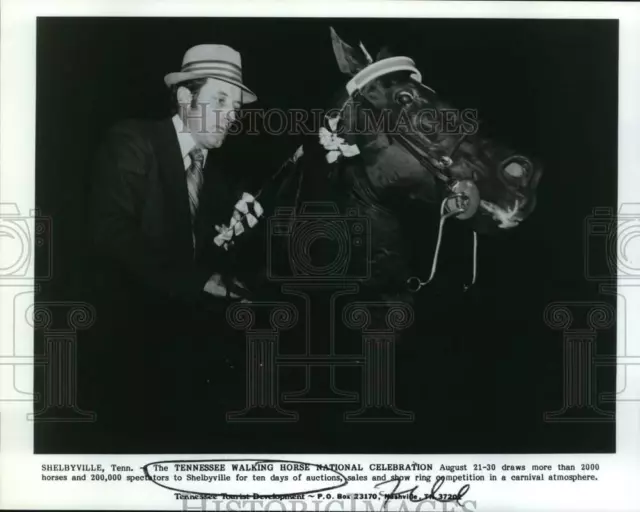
top-left (88, 44), bottom-right (262, 447)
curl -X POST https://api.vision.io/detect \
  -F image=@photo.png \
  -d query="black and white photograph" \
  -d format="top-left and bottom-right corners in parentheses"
top-left (2, 2), bottom-right (640, 511)
top-left (29, 15), bottom-right (618, 455)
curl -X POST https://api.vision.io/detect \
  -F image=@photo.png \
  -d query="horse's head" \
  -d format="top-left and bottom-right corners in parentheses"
top-left (326, 28), bottom-right (542, 234)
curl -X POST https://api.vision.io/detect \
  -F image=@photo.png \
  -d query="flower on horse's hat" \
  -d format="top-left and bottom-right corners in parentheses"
top-left (164, 44), bottom-right (257, 104)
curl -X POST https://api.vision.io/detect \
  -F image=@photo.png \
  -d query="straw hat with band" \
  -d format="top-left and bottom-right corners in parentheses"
top-left (164, 44), bottom-right (257, 104)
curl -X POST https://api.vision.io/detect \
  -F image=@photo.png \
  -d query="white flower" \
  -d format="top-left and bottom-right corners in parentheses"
top-left (233, 220), bottom-right (245, 236)
top-left (326, 150), bottom-right (341, 164)
top-left (319, 121), bottom-right (360, 163)
top-left (319, 127), bottom-right (344, 151)
top-left (213, 192), bottom-right (264, 250)
top-left (246, 214), bottom-right (258, 228)
top-left (253, 199), bottom-right (264, 217)
top-left (339, 143), bottom-right (360, 158)
top-left (324, 143), bottom-right (361, 163)
top-left (213, 225), bottom-right (234, 249)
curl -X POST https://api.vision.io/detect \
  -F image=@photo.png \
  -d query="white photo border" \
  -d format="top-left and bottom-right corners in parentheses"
top-left (1, 1), bottom-right (639, 511)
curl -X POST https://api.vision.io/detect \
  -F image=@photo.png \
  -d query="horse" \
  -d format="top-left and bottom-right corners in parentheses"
top-left (225, 27), bottom-right (542, 310)
top-left (213, 28), bottom-right (543, 439)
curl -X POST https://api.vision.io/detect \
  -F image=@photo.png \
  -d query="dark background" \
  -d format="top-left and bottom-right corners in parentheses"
top-left (34, 18), bottom-right (618, 453)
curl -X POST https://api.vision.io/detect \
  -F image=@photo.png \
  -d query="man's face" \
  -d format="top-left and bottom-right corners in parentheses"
top-left (179, 77), bottom-right (242, 149)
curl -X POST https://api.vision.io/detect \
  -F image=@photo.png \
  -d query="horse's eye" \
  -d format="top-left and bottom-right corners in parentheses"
top-left (502, 157), bottom-right (532, 183)
top-left (504, 162), bottom-right (527, 178)
top-left (395, 91), bottom-right (414, 106)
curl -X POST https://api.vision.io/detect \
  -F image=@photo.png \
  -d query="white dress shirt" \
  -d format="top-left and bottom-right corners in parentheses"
top-left (172, 113), bottom-right (208, 170)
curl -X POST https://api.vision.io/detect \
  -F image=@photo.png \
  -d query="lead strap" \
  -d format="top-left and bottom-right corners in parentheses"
top-left (406, 195), bottom-right (479, 293)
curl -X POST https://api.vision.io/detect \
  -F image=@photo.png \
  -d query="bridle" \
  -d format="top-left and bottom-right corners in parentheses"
top-left (232, 56), bottom-right (481, 293)
top-left (343, 56), bottom-right (481, 293)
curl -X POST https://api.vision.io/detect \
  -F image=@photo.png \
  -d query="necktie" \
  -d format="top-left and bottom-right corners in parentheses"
top-left (186, 147), bottom-right (205, 248)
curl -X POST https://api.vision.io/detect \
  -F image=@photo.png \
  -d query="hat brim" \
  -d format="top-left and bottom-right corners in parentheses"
top-left (164, 71), bottom-right (257, 104)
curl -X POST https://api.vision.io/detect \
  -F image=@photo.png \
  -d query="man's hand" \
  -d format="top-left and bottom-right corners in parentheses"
top-left (213, 192), bottom-right (264, 250)
top-left (203, 273), bottom-right (251, 300)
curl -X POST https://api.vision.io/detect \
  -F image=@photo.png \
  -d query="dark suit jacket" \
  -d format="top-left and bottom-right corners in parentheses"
top-left (87, 116), bottom-right (245, 438)
top-left (90, 116), bottom-right (240, 305)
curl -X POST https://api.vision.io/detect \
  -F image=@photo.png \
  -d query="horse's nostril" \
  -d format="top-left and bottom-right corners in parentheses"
top-left (504, 162), bottom-right (526, 178)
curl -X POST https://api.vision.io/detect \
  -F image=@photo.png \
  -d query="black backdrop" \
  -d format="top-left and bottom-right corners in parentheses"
top-left (34, 17), bottom-right (618, 454)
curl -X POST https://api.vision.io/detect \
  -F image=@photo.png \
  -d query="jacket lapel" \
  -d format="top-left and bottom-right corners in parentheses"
top-left (152, 118), bottom-right (194, 257)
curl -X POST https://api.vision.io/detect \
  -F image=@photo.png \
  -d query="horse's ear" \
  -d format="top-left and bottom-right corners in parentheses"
top-left (376, 46), bottom-right (395, 60)
top-left (330, 26), bottom-right (368, 76)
